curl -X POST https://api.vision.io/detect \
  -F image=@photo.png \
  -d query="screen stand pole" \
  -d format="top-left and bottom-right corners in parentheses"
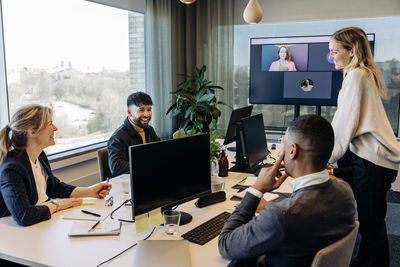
top-left (316, 105), bottom-right (321, 115)
top-left (294, 105), bottom-right (300, 118)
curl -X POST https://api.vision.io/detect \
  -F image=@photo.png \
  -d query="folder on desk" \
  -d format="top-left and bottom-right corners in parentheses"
top-left (68, 220), bottom-right (121, 237)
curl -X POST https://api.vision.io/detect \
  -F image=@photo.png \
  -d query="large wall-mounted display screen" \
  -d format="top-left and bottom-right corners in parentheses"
top-left (249, 34), bottom-right (375, 106)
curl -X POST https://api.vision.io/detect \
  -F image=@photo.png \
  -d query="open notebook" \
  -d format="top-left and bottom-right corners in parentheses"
top-left (68, 220), bottom-right (121, 237)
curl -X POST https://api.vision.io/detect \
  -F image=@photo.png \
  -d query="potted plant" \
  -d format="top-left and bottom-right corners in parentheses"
top-left (166, 65), bottom-right (225, 133)
top-left (167, 65), bottom-right (226, 174)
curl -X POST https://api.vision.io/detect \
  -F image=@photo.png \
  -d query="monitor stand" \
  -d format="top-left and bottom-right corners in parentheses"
top-left (230, 162), bottom-right (273, 175)
top-left (178, 211), bottom-right (192, 225)
top-left (162, 207), bottom-right (192, 226)
top-left (229, 164), bottom-right (261, 174)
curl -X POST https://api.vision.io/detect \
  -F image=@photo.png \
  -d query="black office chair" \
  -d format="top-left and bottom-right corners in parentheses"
top-left (96, 147), bottom-right (110, 181)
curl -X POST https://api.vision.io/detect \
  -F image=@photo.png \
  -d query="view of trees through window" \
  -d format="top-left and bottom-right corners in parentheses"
top-left (2, 0), bottom-right (145, 154)
top-left (234, 17), bottom-right (400, 136)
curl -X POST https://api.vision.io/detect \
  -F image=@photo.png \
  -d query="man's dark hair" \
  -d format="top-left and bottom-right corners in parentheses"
top-left (287, 114), bottom-right (334, 169)
top-left (127, 92), bottom-right (153, 108)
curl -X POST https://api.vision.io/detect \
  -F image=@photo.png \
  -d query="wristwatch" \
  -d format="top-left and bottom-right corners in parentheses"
top-left (50, 200), bottom-right (60, 212)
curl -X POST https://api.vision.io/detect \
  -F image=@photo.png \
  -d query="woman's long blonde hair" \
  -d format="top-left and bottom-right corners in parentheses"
top-left (0, 104), bottom-right (52, 163)
top-left (332, 27), bottom-right (386, 98)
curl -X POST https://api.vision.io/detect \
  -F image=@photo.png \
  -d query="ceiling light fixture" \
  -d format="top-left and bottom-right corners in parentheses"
top-left (180, 0), bottom-right (196, 4)
top-left (243, 0), bottom-right (263, 24)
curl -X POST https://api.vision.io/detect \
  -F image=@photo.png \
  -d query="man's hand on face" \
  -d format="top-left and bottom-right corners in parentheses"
top-left (252, 151), bottom-right (288, 193)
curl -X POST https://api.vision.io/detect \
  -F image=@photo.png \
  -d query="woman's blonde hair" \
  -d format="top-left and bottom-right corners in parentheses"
top-left (0, 104), bottom-right (52, 163)
top-left (332, 27), bottom-right (386, 98)
top-left (277, 45), bottom-right (292, 61)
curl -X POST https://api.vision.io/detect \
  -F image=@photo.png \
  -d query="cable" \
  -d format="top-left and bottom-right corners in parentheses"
top-left (96, 227), bottom-right (156, 267)
top-left (110, 199), bottom-right (134, 223)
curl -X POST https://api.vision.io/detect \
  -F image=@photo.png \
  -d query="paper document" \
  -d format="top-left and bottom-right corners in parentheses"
top-left (239, 176), bottom-right (258, 186)
top-left (272, 177), bottom-right (294, 194)
top-left (62, 209), bottom-right (109, 221)
top-left (233, 190), bottom-right (279, 202)
top-left (68, 220), bottom-right (121, 237)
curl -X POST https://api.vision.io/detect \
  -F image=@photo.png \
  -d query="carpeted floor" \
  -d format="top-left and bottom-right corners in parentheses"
top-left (352, 190), bottom-right (400, 267)
top-left (387, 190), bottom-right (400, 267)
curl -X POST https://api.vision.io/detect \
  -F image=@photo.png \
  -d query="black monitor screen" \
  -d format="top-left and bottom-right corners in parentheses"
top-left (240, 114), bottom-right (269, 168)
top-left (249, 34), bottom-right (375, 105)
top-left (129, 134), bottom-right (211, 217)
top-left (223, 105), bottom-right (253, 145)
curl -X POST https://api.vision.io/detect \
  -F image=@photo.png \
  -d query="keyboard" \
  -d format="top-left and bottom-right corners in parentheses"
top-left (181, 211), bottom-right (231, 245)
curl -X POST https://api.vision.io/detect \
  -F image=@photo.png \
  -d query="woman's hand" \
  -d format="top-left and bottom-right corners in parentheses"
top-left (69, 182), bottom-right (112, 199)
top-left (58, 198), bottom-right (83, 211)
top-left (47, 198), bottom-right (83, 214)
top-left (87, 182), bottom-right (112, 198)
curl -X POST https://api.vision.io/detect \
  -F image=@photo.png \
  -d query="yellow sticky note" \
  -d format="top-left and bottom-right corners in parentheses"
top-left (81, 198), bottom-right (96, 205)
top-left (135, 213), bottom-right (149, 234)
top-left (149, 208), bottom-right (163, 228)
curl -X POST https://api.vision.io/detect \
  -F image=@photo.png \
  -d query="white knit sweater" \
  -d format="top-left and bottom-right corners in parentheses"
top-left (329, 68), bottom-right (400, 170)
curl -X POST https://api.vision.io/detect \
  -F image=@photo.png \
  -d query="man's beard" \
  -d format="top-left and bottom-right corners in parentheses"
top-left (132, 117), bottom-right (149, 129)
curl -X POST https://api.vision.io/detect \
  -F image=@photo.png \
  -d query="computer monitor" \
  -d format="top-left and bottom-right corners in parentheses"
top-left (129, 134), bottom-right (211, 225)
top-left (223, 106), bottom-right (254, 146)
top-left (223, 106), bottom-right (253, 152)
top-left (230, 114), bottom-right (270, 174)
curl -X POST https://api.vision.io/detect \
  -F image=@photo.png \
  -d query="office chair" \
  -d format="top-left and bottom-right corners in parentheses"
top-left (96, 147), bottom-right (110, 181)
top-left (311, 221), bottom-right (360, 267)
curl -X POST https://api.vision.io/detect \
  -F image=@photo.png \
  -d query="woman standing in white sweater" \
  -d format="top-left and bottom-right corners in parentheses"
top-left (328, 27), bottom-right (400, 267)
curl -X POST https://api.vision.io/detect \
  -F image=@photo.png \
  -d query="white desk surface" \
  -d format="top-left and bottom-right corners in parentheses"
top-left (0, 144), bottom-right (292, 267)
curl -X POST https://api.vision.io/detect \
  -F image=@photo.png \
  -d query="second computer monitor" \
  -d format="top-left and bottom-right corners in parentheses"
top-left (230, 113), bottom-right (269, 174)
top-left (223, 106), bottom-right (253, 146)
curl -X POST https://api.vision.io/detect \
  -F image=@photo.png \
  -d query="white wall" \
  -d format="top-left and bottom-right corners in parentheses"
top-left (235, 0), bottom-right (400, 25)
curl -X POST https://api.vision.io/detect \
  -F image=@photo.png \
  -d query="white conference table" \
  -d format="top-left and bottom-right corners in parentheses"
top-left (0, 144), bottom-right (291, 267)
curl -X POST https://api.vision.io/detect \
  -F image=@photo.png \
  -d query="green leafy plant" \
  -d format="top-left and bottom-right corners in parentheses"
top-left (166, 65), bottom-right (225, 133)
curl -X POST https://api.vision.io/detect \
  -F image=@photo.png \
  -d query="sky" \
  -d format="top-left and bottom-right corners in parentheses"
top-left (2, 0), bottom-right (133, 72)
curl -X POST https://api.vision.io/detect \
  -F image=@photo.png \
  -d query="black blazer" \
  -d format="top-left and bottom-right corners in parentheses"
top-left (107, 117), bottom-right (160, 177)
top-left (0, 149), bottom-right (75, 226)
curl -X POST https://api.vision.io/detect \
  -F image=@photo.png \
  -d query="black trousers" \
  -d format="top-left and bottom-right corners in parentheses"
top-left (338, 150), bottom-right (397, 267)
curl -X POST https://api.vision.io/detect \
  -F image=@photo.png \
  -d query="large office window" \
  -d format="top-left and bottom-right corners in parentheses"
top-left (234, 17), bottom-right (400, 135)
top-left (1, 0), bottom-right (145, 155)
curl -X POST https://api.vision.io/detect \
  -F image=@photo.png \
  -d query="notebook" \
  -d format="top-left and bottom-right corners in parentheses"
top-left (133, 240), bottom-right (192, 267)
top-left (68, 220), bottom-right (121, 237)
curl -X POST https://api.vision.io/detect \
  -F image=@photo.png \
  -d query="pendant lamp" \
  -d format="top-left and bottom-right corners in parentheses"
top-left (180, 0), bottom-right (196, 4)
top-left (243, 0), bottom-right (263, 24)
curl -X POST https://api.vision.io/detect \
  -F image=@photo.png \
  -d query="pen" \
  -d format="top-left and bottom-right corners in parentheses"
top-left (106, 177), bottom-right (110, 191)
top-left (81, 210), bottom-right (101, 217)
top-left (88, 221), bottom-right (100, 232)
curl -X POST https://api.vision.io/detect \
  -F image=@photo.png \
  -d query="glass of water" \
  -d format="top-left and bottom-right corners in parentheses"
top-left (162, 210), bottom-right (181, 235)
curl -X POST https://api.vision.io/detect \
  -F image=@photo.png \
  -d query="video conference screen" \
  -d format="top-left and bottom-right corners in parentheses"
top-left (249, 34), bottom-right (375, 106)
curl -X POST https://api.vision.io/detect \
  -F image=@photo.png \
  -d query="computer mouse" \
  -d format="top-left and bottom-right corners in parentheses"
top-left (271, 144), bottom-right (276, 150)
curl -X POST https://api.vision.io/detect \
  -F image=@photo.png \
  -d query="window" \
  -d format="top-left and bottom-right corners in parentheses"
top-left (234, 17), bottom-right (400, 136)
top-left (1, 0), bottom-right (145, 155)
